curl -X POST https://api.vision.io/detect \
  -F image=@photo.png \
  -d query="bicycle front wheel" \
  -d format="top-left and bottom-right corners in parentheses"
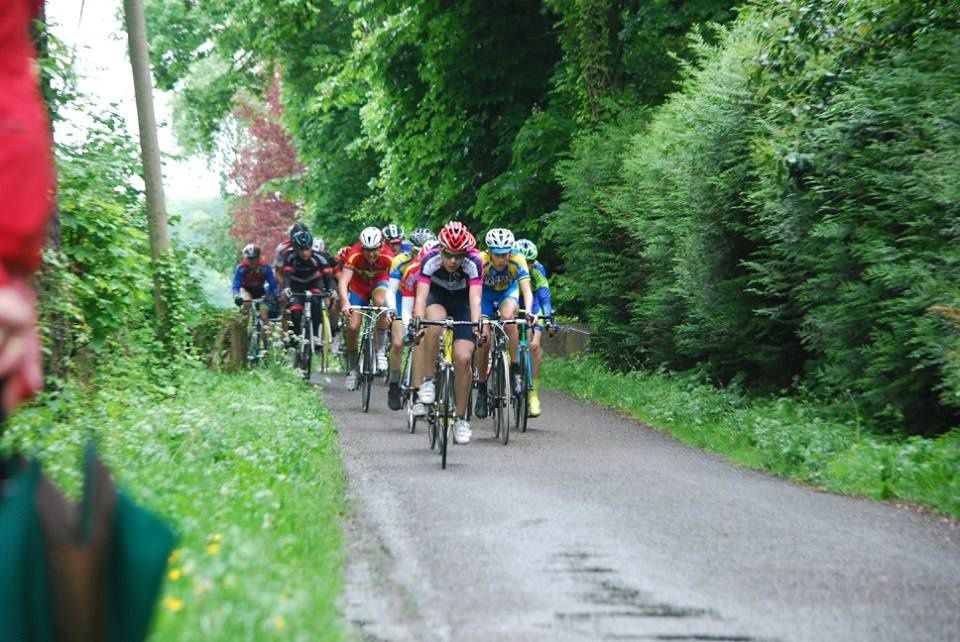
top-left (496, 351), bottom-right (511, 445)
top-left (319, 310), bottom-right (332, 373)
top-left (301, 323), bottom-right (313, 380)
top-left (361, 333), bottom-right (373, 412)
top-left (440, 367), bottom-right (452, 469)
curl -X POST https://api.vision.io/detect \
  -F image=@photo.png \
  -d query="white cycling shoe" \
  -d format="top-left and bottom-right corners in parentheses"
top-left (376, 349), bottom-right (389, 372)
top-left (453, 418), bottom-right (472, 445)
top-left (410, 402), bottom-right (427, 416)
top-left (345, 370), bottom-right (359, 391)
top-left (418, 378), bottom-right (436, 404)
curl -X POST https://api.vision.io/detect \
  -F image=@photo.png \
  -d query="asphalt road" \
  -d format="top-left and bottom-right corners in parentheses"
top-left (314, 370), bottom-right (960, 642)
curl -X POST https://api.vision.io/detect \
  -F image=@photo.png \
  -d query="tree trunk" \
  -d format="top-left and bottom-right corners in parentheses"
top-left (123, 0), bottom-right (171, 325)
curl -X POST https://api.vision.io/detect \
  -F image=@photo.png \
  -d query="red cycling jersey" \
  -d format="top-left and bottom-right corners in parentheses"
top-left (343, 247), bottom-right (393, 298)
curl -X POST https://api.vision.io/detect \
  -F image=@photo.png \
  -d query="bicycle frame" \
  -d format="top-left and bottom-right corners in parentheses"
top-left (352, 305), bottom-right (391, 412)
top-left (245, 297), bottom-right (267, 365)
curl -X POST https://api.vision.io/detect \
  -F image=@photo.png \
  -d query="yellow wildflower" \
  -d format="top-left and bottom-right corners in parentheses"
top-left (163, 597), bottom-right (184, 613)
top-left (168, 568), bottom-right (182, 582)
top-left (205, 542), bottom-right (221, 555)
top-left (168, 549), bottom-right (182, 565)
top-left (273, 616), bottom-right (286, 632)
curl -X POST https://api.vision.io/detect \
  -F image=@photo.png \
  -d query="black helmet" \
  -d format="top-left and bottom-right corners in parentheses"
top-left (292, 230), bottom-right (314, 250)
top-left (288, 222), bottom-right (309, 239)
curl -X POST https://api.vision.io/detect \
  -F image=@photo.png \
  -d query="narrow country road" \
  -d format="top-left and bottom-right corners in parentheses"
top-left (314, 372), bottom-right (960, 642)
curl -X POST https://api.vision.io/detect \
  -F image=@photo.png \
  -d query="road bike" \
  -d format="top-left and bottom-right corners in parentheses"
top-left (480, 317), bottom-right (517, 444)
top-left (291, 290), bottom-right (325, 381)
top-left (414, 318), bottom-right (477, 469)
top-left (401, 337), bottom-right (418, 433)
top-left (513, 309), bottom-right (535, 433)
top-left (242, 297), bottom-right (269, 366)
top-left (352, 305), bottom-right (392, 412)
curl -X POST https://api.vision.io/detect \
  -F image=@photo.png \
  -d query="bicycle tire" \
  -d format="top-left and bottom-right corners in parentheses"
top-left (319, 310), bottom-right (332, 373)
top-left (247, 317), bottom-right (259, 365)
top-left (512, 349), bottom-right (528, 433)
top-left (403, 347), bottom-right (417, 433)
top-left (301, 321), bottom-right (313, 381)
top-left (519, 346), bottom-right (531, 432)
top-left (361, 331), bottom-right (373, 412)
top-left (497, 350), bottom-right (511, 445)
top-left (440, 367), bottom-right (451, 469)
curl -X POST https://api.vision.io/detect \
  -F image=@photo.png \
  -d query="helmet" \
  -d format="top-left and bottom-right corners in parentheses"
top-left (336, 246), bottom-right (351, 264)
top-left (292, 229), bottom-right (313, 250)
top-left (288, 222), bottom-right (308, 239)
top-left (359, 226), bottom-right (383, 249)
top-left (242, 243), bottom-right (261, 259)
top-left (514, 238), bottom-right (537, 261)
top-left (485, 228), bottom-right (515, 254)
top-left (438, 221), bottom-right (475, 253)
top-left (409, 227), bottom-right (435, 248)
top-left (312, 237), bottom-right (326, 253)
top-left (420, 239), bottom-right (439, 254)
top-left (382, 224), bottom-right (404, 242)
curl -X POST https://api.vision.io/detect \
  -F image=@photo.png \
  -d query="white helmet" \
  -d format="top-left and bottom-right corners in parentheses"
top-left (485, 228), bottom-right (515, 254)
top-left (359, 226), bottom-right (384, 249)
top-left (312, 237), bottom-right (325, 252)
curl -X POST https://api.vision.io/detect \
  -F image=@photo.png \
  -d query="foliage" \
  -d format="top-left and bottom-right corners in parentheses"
top-left (225, 75), bottom-right (303, 265)
top-left (552, 0), bottom-right (960, 432)
top-left (544, 356), bottom-right (960, 517)
top-left (3, 359), bottom-right (346, 641)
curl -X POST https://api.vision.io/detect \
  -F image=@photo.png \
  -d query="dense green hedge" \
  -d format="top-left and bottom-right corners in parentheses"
top-left (549, 0), bottom-right (960, 433)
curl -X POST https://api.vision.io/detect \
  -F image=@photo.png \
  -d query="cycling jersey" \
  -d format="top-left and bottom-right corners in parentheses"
top-left (480, 251), bottom-right (529, 293)
top-left (283, 250), bottom-right (335, 293)
top-left (343, 247), bottom-right (392, 299)
top-left (530, 260), bottom-right (553, 319)
top-left (417, 248), bottom-right (484, 294)
top-left (232, 259), bottom-right (278, 298)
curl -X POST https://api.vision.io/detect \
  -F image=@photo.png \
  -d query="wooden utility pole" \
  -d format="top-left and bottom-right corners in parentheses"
top-left (123, 0), bottom-right (170, 322)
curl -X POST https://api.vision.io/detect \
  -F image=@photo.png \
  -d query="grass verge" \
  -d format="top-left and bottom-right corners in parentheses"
top-left (543, 356), bottom-right (960, 518)
top-left (4, 363), bottom-right (345, 641)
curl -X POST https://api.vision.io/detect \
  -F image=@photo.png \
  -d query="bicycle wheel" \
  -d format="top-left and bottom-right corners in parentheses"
top-left (403, 347), bottom-right (417, 433)
top-left (496, 350), bottom-right (511, 445)
top-left (319, 310), bottom-right (332, 373)
top-left (301, 321), bottom-right (313, 380)
top-left (519, 346), bottom-right (531, 432)
top-left (512, 350), bottom-right (528, 433)
top-left (361, 331), bottom-right (373, 412)
top-left (247, 317), bottom-right (260, 365)
top-left (439, 367), bottom-right (452, 469)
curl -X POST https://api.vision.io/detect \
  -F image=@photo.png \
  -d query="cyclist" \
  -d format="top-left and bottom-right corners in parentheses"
top-left (514, 238), bottom-right (556, 418)
top-left (339, 226), bottom-right (394, 391)
top-left (473, 228), bottom-right (536, 419)
top-left (385, 228), bottom-right (436, 410)
top-left (282, 229), bottom-right (335, 348)
top-left (274, 222), bottom-right (309, 296)
top-left (329, 245), bottom-right (352, 331)
top-left (382, 223), bottom-right (410, 255)
top-left (411, 221), bottom-right (484, 444)
top-left (232, 244), bottom-right (278, 332)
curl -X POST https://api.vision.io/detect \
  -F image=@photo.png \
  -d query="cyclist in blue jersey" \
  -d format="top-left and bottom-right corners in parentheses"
top-left (473, 228), bottom-right (536, 419)
top-left (514, 239), bottom-right (556, 417)
top-left (233, 243), bottom-right (279, 332)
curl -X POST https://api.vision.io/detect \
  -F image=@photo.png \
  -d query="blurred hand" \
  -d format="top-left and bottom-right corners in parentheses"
top-left (0, 282), bottom-right (43, 414)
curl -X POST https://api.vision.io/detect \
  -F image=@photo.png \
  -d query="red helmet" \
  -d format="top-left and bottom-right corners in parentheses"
top-left (438, 221), bottom-right (475, 253)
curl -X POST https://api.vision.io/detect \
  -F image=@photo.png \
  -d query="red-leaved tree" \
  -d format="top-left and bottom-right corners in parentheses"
top-left (227, 72), bottom-right (304, 264)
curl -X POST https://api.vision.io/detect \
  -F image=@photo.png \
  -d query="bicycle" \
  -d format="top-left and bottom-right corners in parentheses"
top-left (351, 305), bottom-right (392, 413)
top-left (413, 318), bottom-right (477, 469)
top-left (401, 337), bottom-right (418, 433)
top-left (513, 309), bottom-right (535, 433)
top-left (242, 297), bottom-right (269, 366)
top-left (480, 317), bottom-right (517, 444)
top-left (291, 290), bottom-right (324, 381)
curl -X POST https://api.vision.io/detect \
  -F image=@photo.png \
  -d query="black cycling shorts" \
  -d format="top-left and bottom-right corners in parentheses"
top-left (425, 287), bottom-right (474, 343)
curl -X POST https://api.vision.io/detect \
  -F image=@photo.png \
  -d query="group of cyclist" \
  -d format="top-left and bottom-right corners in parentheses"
top-left (232, 219), bottom-right (557, 446)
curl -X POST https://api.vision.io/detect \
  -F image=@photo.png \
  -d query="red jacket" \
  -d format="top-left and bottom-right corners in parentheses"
top-left (0, 0), bottom-right (54, 285)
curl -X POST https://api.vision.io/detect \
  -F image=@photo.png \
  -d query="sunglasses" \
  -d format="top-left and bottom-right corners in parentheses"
top-left (441, 250), bottom-right (466, 260)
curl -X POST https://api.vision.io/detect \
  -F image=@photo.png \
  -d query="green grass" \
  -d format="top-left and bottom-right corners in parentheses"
top-left (4, 362), bottom-right (345, 641)
top-left (543, 356), bottom-right (960, 518)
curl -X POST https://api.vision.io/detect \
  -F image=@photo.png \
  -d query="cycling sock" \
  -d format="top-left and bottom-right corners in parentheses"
top-left (347, 352), bottom-right (359, 371)
top-left (378, 329), bottom-right (388, 349)
top-left (389, 369), bottom-right (401, 384)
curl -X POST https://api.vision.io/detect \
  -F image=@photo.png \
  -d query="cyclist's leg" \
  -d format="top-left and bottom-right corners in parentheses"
top-left (309, 288), bottom-right (323, 338)
top-left (345, 291), bottom-right (366, 373)
top-left (372, 285), bottom-right (390, 367)
top-left (499, 286), bottom-right (520, 363)
top-left (453, 338), bottom-right (475, 417)
top-left (288, 294), bottom-right (305, 339)
top-left (474, 289), bottom-right (497, 384)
